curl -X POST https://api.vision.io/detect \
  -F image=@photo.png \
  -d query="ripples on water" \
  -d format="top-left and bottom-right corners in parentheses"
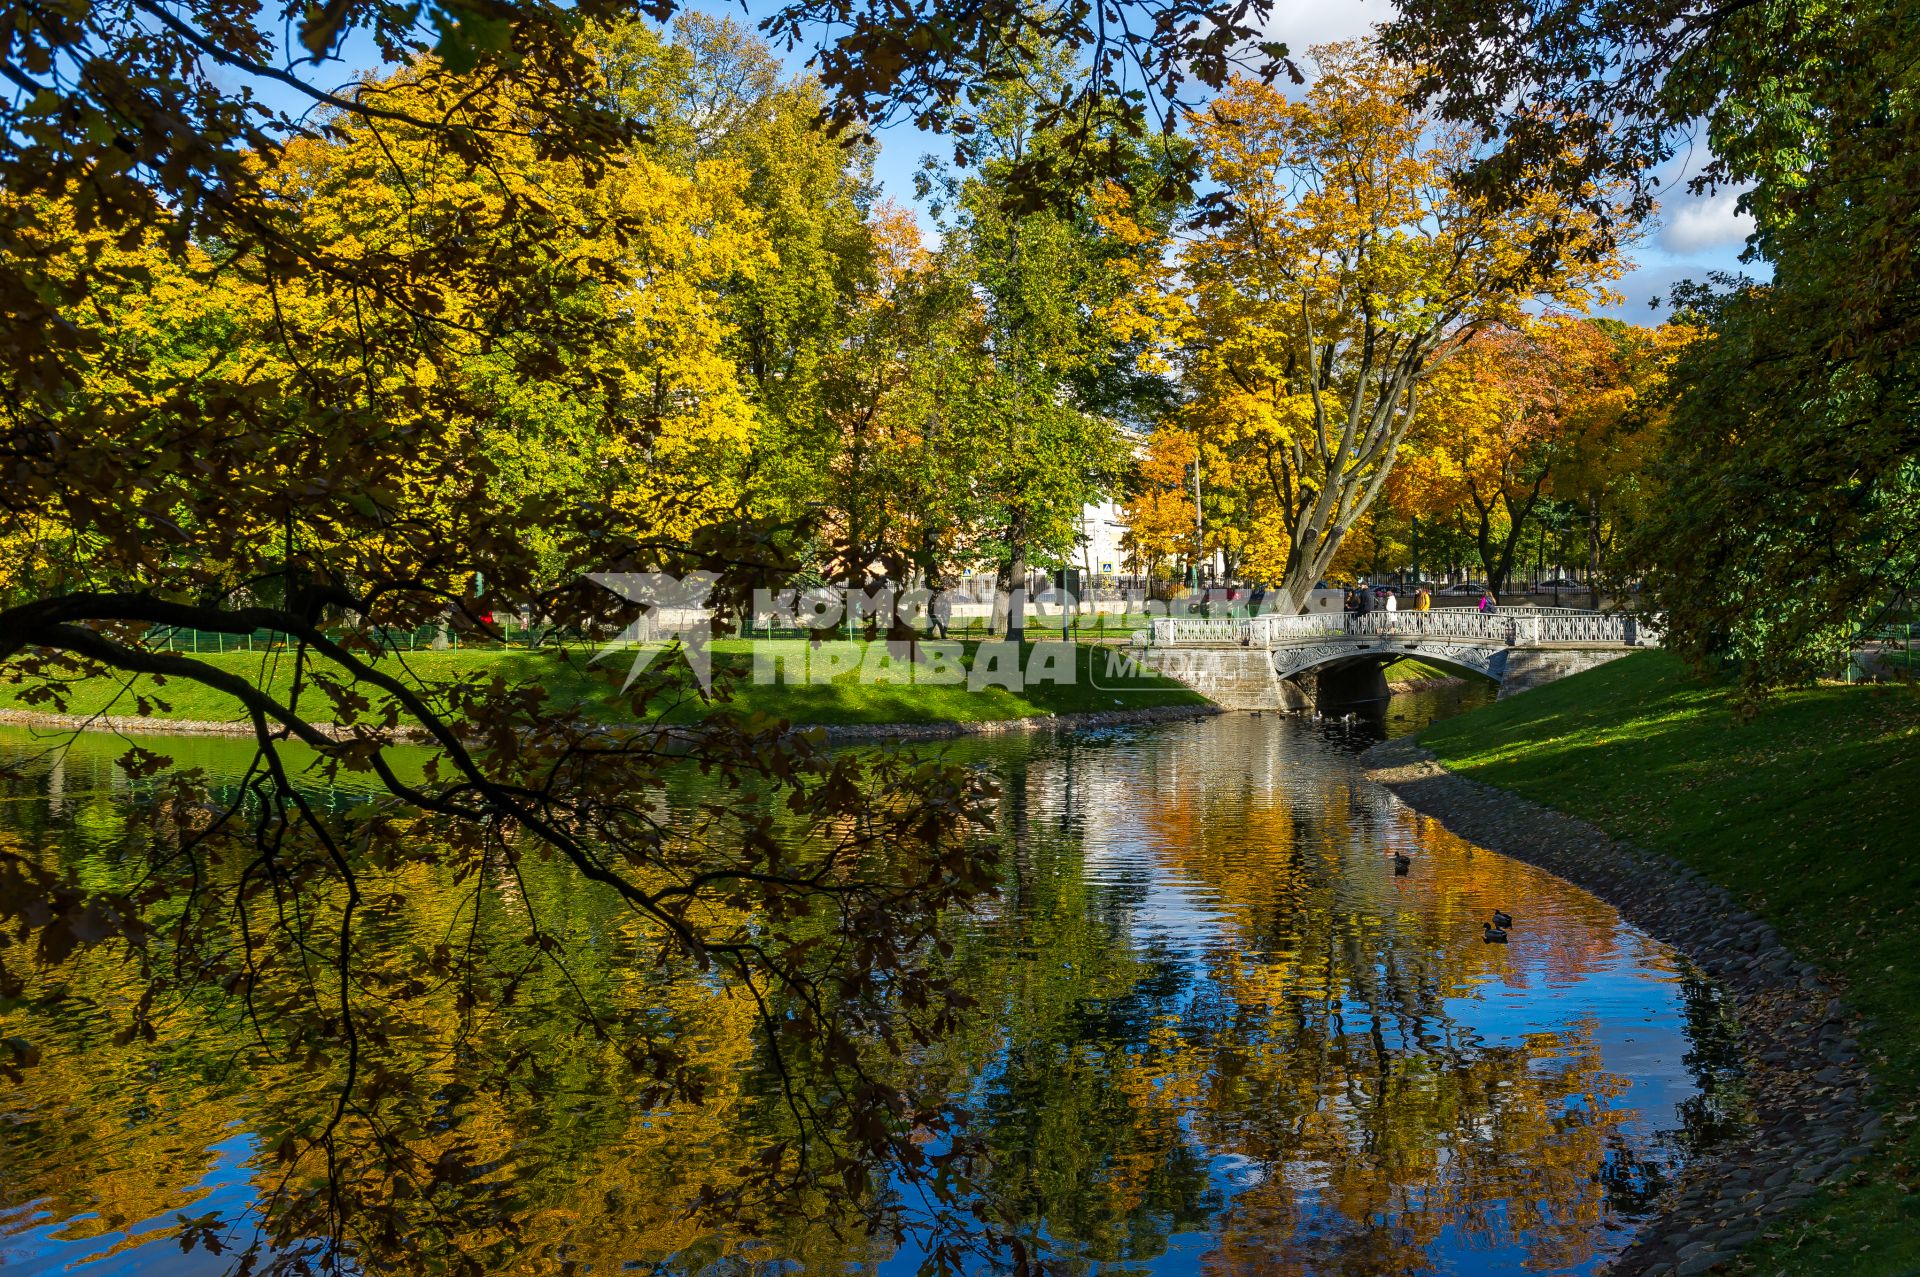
top-left (0, 686), bottom-right (1745, 1276)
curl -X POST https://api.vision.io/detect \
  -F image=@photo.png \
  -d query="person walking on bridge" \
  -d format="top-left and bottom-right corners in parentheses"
top-left (1477, 590), bottom-right (1494, 614)
top-left (1385, 589), bottom-right (1398, 614)
top-left (1416, 587), bottom-right (1431, 612)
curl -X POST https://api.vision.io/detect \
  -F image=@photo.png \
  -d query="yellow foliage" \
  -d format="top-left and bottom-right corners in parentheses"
top-left (266, 71), bottom-right (771, 550)
top-left (1106, 42), bottom-right (1629, 598)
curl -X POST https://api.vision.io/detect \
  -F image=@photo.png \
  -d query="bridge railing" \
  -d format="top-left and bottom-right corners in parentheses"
top-left (1347, 609), bottom-right (1515, 642)
top-left (1146, 607), bottom-right (1658, 648)
top-left (1511, 611), bottom-right (1660, 645)
top-left (1147, 618), bottom-right (1244, 644)
top-left (1245, 613), bottom-right (1347, 645)
top-left (1145, 614), bottom-right (1352, 645)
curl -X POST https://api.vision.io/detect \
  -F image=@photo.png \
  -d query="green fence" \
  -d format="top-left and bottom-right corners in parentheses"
top-left (1860, 621), bottom-right (1917, 675)
top-left (150, 616), bottom-right (565, 654)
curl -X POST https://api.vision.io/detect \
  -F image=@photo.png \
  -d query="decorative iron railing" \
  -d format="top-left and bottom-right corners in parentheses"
top-left (1146, 607), bottom-right (1659, 648)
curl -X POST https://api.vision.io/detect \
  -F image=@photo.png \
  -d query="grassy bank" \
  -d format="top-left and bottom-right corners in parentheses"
top-left (0, 638), bottom-right (1206, 730)
top-left (1419, 650), bottom-right (1920, 1274)
top-left (1385, 656), bottom-right (1488, 686)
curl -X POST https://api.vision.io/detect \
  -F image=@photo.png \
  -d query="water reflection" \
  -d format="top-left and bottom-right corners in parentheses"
top-left (1309, 674), bottom-right (1497, 753)
top-left (945, 711), bottom-right (1740, 1276)
top-left (0, 697), bottom-right (1741, 1276)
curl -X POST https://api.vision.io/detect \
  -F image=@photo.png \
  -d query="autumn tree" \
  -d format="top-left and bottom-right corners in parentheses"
top-left (802, 205), bottom-right (1013, 631)
top-left (1544, 321), bottom-right (1691, 607)
top-left (1121, 428), bottom-right (1196, 585)
top-left (1109, 43), bottom-right (1624, 605)
top-left (1406, 319), bottom-right (1629, 595)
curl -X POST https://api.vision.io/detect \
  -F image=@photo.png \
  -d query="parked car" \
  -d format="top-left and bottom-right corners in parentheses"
top-left (1535, 577), bottom-right (1582, 590)
top-left (1437, 581), bottom-right (1485, 596)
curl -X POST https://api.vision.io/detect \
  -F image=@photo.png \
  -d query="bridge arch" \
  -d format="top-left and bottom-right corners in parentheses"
top-left (1270, 638), bottom-right (1510, 683)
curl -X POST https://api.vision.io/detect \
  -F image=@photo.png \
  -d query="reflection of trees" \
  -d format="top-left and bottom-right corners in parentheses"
top-left (953, 809), bottom-right (1222, 1264)
top-left (1, 719), bottom-right (1714, 1275)
top-left (941, 719), bottom-right (1687, 1275)
top-left (1188, 1029), bottom-right (1636, 1276)
top-left (1670, 968), bottom-right (1752, 1156)
top-left (0, 739), bottom-right (943, 1274)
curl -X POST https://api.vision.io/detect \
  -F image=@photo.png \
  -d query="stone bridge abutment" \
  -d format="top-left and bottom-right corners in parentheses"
top-left (1133, 608), bottom-right (1658, 710)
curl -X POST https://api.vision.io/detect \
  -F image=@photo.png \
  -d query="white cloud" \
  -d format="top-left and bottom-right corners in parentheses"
top-left (1660, 189), bottom-right (1756, 255)
top-left (1261, 0), bottom-right (1398, 53)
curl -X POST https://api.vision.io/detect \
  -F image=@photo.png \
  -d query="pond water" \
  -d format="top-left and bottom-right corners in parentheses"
top-left (0, 686), bottom-right (1745, 1275)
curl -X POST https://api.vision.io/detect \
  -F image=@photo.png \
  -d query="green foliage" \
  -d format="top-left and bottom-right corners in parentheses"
top-left (1623, 0), bottom-right (1920, 684)
top-left (917, 54), bottom-right (1178, 621)
top-left (1387, 0), bottom-right (1920, 684)
top-left (1634, 278), bottom-right (1920, 685)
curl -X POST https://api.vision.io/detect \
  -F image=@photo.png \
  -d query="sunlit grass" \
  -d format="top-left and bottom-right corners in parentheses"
top-left (0, 638), bottom-right (1206, 729)
top-left (1385, 656), bottom-right (1495, 686)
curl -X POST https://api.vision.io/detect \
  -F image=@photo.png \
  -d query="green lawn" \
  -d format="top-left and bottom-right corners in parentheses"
top-left (1420, 650), bottom-right (1920, 1275)
top-left (0, 638), bottom-right (1206, 730)
top-left (1385, 656), bottom-right (1490, 686)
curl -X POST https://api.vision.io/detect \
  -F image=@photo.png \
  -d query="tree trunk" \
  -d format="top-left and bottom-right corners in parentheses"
top-left (1006, 543), bottom-right (1028, 644)
top-left (1471, 498), bottom-right (1499, 593)
top-left (881, 553), bottom-right (920, 643)
top-left (1489, 533), bottom-right (1522, 598)
top-left (1475, 470), bottom-right (1549, 598)
top-left (1587, 490), bottom-right (1603, 610)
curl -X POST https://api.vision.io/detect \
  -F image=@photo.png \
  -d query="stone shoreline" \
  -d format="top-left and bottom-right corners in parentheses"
top-left (1360, 736), bottom-right (1883, 1277)
top-left (0, 708), bottom-right (378, 739)
top-left (0, 702), bottom-right (1221, 744)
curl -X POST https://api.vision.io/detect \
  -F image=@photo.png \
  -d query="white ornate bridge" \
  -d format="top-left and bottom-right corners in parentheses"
top-left (1134, 608), bottom-right (1659, 706)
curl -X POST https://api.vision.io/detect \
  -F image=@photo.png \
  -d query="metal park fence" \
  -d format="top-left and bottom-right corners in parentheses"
top-left (1846, 620), bottom-right (1917, 680)
top-left (150, 616), bottom-right (563, 655)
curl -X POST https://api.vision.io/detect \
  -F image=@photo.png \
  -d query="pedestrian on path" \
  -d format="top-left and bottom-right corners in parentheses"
top-left (1477, 590), bottom-right (1494, 613)
top-left (1385, 590), bottom-right (1398, 614)
top-left (1416, 587), bottom-right (1431, 612)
